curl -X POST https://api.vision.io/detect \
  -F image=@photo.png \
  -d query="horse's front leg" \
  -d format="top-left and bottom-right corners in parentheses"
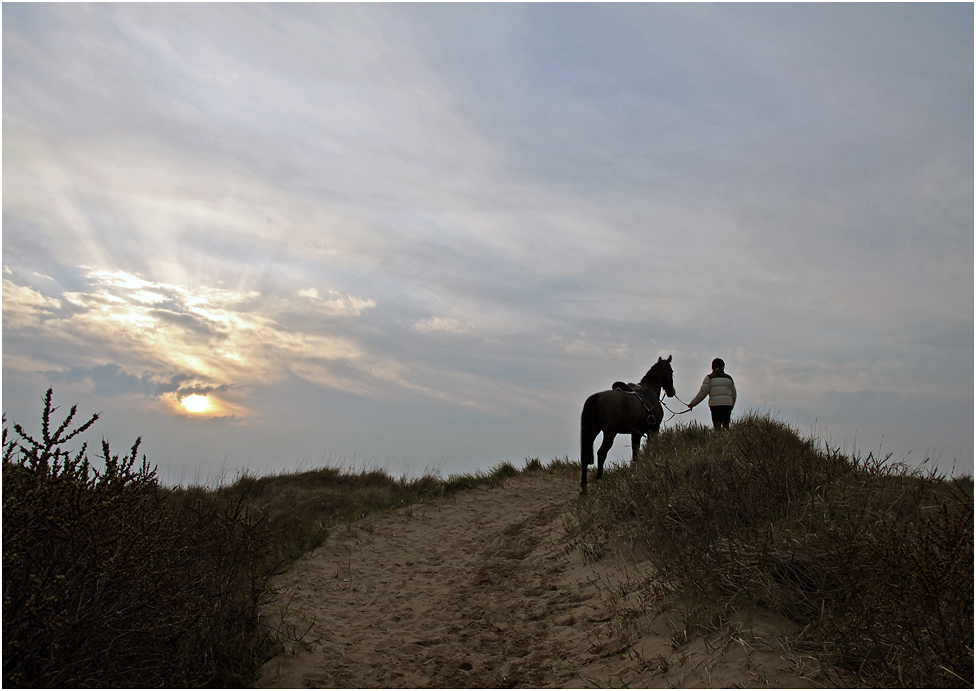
top-left (596, 432), bottom-right (615, 481)
top-left (631, 432), bottom-right (644, 461)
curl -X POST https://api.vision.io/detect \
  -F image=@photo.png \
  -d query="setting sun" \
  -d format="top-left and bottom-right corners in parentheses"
top-left (181, 394), bottom-right (211, 414)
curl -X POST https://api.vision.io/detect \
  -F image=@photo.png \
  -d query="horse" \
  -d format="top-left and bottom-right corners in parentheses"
top-left (579, 355), bottom-right (676, 492)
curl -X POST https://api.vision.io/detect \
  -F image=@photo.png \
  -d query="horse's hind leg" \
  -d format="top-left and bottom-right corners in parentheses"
top-left (596, 432), bottom-right (615, 481)
top-left (581, 429), bottom-right (599, 492)
top-left (580, 395), bottom-right (601, 492)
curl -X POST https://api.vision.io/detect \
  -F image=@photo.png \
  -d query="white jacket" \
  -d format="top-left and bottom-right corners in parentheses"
top-left (689, 370), bottom-right (736, 408)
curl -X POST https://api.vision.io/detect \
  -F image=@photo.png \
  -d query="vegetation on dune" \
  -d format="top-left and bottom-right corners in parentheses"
top-left (2, 389), bottom-right (571, 687)
top-left (169, 453), bottom-right (568, 565)
top-left (5, 391), bottom-right (971, 687)
top-left (564, 412), bottom-right (974, 688)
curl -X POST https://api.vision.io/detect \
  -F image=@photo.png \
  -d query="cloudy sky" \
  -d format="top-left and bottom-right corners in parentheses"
top-left (3, 3), bottom-right (972, 484)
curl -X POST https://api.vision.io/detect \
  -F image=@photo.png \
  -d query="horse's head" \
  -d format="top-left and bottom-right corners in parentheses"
top-left (641, 355), bottom-right (675, 397)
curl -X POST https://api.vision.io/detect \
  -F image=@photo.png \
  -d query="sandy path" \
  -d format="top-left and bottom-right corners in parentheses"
top-left (256, 470), bottom-right (827, 688)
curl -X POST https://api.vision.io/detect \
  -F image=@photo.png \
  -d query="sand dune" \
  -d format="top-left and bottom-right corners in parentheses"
top-left (257, 470), bottom-right (828, 688)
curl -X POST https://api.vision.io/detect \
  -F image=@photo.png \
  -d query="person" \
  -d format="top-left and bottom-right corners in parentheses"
top-left (687, 358), bottom-right (736, 429)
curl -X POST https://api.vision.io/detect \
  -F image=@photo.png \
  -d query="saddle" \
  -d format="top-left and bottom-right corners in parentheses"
top-left (612, 382), bottom-right (660, 427)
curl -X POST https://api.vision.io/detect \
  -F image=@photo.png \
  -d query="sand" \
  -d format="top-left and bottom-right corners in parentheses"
top-left (256, 470), bottom-right (830, 688)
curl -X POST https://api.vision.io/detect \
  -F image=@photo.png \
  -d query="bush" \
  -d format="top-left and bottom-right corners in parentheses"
top-left (3, 390), bottom-right (279, 687)
top-left (565, 412), bottom-right (973, 688)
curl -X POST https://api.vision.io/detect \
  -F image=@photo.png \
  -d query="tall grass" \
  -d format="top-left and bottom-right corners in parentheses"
top-left (564, 412), bottom-right (974, 688)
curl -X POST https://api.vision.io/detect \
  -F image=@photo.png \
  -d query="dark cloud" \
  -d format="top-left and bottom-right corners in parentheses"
top-left (147, 309), bottom-right (221, 337)
top-left (175, 383), bottom-right (234, 399)
top-left (45, 364), bottom-right (204, 399)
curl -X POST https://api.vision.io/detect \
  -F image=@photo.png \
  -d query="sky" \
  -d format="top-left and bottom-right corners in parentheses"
top-left (3, 3), bottom-right (973, 485)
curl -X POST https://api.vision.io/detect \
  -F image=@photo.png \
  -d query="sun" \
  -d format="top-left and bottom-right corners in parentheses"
top-left (181, 394), bottom-right (212, 414)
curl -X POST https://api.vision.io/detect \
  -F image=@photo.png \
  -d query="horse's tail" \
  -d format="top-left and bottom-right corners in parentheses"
top-left (580, 393), bottom-right (601, 468)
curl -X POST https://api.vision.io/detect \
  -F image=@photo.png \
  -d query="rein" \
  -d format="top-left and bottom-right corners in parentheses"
top-left (659, 393), bottom-right (693, 423)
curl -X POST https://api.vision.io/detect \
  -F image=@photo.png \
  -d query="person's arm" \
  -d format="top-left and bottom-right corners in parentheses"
top-left (687, 377), bottom-right (710, 408)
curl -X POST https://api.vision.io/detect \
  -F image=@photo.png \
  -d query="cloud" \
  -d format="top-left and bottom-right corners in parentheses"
top-left (297, 288), bottom-right (376, 316)
top-left (563, 338), bottom-right (632, 361)
top-left (413, 317), bottom-right (473, 334)
top-left (1, 279), bottom-right (62, 328)
top-left (3, 268), bottom-right (407, 407)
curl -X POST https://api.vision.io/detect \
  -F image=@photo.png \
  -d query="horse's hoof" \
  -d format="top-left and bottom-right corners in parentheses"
top-left (579, 486), bottom-right (588, 496)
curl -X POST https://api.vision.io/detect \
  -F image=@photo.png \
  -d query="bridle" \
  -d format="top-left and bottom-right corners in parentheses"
top-left (644, 365), bottom-right (692, 425)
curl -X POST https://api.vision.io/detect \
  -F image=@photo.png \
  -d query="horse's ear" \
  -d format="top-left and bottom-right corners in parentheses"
top-left (666, 354), bottom-right (672, 363)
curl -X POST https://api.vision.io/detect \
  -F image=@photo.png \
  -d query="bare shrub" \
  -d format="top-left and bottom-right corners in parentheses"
top-left (3, 390), bottom-right (278, 687)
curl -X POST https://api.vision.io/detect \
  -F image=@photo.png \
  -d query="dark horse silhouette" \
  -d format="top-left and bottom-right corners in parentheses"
top-left (579, 355), bottom-right (675, 492)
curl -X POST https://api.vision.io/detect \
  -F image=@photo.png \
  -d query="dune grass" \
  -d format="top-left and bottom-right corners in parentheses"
top-left (168, 454), bottom-right (571, 565)
top-left (563, 412), bottom-right (974, 688)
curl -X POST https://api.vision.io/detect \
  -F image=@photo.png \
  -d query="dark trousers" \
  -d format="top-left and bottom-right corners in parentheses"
top-left (710, 405), bottom-right (733, 430)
